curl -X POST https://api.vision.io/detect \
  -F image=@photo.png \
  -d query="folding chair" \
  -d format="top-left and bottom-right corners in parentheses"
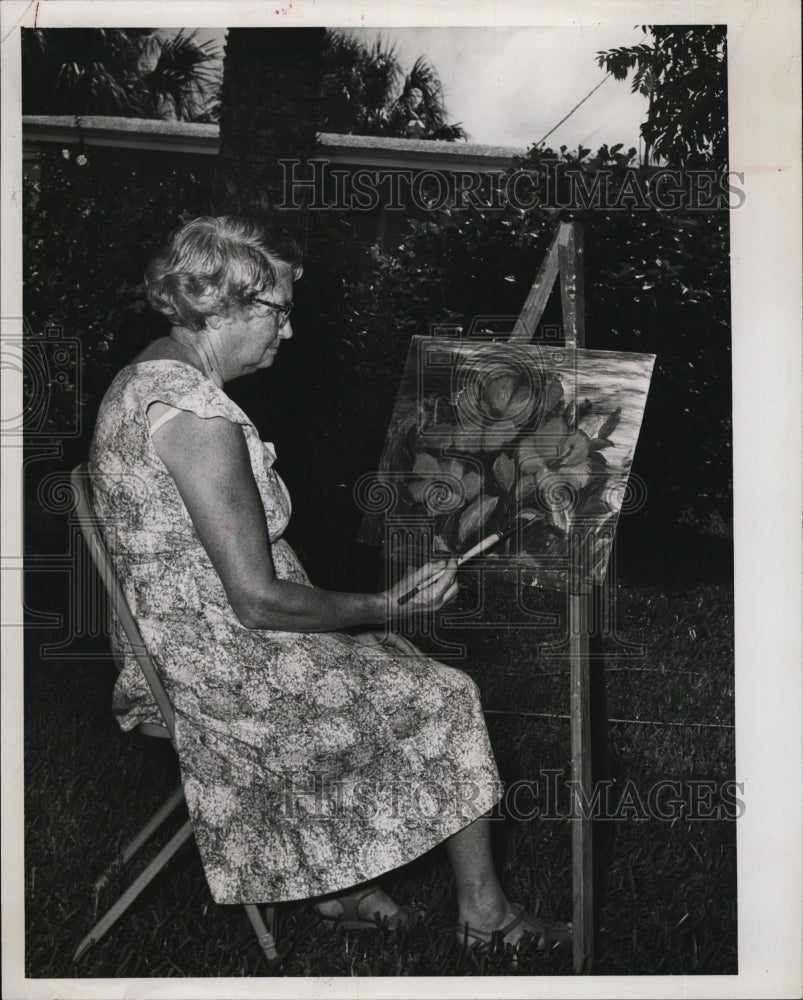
top-left (70, 463), bottom-right (282, 965)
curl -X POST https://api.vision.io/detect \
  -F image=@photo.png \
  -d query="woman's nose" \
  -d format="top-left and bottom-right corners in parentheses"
top-left (280, 319), bottom-right (293, 340)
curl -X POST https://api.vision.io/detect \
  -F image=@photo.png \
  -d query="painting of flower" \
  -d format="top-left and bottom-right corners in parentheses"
top-left (359, 337), bottom-right (655, 591)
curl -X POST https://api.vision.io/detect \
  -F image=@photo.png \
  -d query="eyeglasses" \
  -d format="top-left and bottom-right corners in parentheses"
top-left (252, 296), bottom-right (293, 328)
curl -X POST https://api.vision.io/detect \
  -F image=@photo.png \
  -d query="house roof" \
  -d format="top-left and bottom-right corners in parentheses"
top-left (23, 115), bottom-right (220, 155)
top-left (319, 132), bottom-right (526, 170)
top-left (22, 115), bottom-right (527, 171)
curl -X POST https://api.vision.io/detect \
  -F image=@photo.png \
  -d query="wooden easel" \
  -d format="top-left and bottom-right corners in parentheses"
top-left (511, 221), bottom-right (605, 974)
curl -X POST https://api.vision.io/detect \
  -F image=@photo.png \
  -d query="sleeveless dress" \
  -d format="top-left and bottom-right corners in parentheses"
top-left (88, 360), bottom-right (502, 904)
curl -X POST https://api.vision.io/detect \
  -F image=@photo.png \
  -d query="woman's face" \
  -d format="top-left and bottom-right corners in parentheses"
top-left (219, 268), bottom-right (295, 376)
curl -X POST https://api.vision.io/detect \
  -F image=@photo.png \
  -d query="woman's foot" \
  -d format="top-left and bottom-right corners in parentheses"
top-left (315, 884), bottom-right (420, 929)
top-left (455, 901), bottom-right (571, 951)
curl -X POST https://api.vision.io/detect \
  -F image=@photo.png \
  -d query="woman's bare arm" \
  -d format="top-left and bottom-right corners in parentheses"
top-left (150, 407), bottom-right (456, 630)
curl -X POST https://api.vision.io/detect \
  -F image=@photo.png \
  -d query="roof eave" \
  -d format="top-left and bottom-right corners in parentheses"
top-left (22, 116), bottom-right (526, 172)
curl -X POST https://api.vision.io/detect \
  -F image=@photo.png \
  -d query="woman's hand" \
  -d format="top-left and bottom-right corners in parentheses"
top-left (381, 557), bottom-right (459, 616)
top-left (351, 630), bottom-right (428, 657)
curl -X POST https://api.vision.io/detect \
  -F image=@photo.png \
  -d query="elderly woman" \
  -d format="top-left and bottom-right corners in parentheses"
top-left (89, 216), bottom-right (569, 953)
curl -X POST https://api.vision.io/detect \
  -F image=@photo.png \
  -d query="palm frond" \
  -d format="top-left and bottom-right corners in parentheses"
top-left (141, 30), bottom-right (221, 120)
top-left (21, 26), bottom-right (219, 120)
top-left (320, 30), bottom-right (464, 140)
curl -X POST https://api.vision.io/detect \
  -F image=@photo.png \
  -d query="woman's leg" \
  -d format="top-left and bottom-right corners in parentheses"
top-left (314, 816), bottom-right (508, 926)
top-left (445, 813), bottom-right (512, 928)
top-left (446, 812), bottom-right (568, 947)
top-left (314, 814), bottom-right (565, 946)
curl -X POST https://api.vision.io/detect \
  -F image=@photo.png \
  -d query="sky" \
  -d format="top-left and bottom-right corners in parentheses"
top-left (342, 26), bottom-right (649, 153)
top-left (193, 25), bottom-right (649, 155)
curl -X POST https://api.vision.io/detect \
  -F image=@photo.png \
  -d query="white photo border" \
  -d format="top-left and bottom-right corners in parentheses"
top-left (2, 1), bottom-right (801, 997)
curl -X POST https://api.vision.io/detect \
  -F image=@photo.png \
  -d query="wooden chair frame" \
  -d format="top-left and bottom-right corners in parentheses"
top-left (69, 463), bottom-right (282, 965)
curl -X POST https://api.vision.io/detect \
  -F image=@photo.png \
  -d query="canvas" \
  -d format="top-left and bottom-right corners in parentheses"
top-left (360, 336), bottom-right (655, 591)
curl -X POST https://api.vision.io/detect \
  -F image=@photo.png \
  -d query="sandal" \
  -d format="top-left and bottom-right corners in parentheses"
top-left (316, 886), bottom-right (422, 931)
top-left (455, 903), bottom-right (572, 953)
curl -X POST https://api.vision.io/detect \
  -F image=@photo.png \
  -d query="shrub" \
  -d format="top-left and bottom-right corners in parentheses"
top-left (23, 143), bottom-right (215, 459)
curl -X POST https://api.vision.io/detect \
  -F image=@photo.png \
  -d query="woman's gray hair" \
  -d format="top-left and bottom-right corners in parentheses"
top-left (144, 216), bottom-right (303, 331)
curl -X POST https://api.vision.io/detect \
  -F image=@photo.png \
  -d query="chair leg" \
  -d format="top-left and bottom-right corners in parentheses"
top-left (244, 903), bottom-right (281, 963)
top-left (92, 784), bottom-right (186, 892)
top-left (73, 819), bottom-right (194, 962)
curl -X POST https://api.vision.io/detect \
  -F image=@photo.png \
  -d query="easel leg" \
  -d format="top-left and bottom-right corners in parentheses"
top-left (570, 591), bottom-right (594, 973)
top-left (590, 603), bottom-right (611, 917)
top-left (506, 219), bottom-right (602, 970)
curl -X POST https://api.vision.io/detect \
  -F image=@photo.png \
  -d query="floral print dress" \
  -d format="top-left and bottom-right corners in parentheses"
top-left (89, 361), bottom-right (501, 904)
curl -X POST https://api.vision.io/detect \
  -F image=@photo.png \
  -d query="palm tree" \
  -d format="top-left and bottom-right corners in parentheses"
top-left (21, 28), bottom-right (221, 121)
top-left (320, 31), bottom-right (467, 141)
top-left (214, 27), bottom-right (326, 217)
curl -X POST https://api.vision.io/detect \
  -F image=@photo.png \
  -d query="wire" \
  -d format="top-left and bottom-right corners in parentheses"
top-left (578, 107), bottom-right (625, 147)
top-left (483, 710), bottom-right (734, 730)
top-left (535, 73), bottom-right (611, 147)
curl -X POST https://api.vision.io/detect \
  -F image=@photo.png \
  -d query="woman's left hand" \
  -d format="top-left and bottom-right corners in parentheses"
top-left (351, 630), bottom-right (426, 657)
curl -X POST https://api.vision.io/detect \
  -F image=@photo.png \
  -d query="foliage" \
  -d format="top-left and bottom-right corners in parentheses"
top-left (596, 26), bottom-right (728, 170)
top-left (320, 30), bottom-right (467, 141)
top-left (21, 28), bottom-right (221, 121)
top-left (22, 145), bottom-right (215, 453)
top-left (339, 143), bottom-right (731, 526)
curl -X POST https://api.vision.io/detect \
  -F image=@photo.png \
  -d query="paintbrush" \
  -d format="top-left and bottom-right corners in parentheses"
top-left (397, 511), bottom-right (539, 606)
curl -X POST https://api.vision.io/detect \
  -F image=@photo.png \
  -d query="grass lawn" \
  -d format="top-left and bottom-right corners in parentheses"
top-left (23, 517), bottom-right (736, 978)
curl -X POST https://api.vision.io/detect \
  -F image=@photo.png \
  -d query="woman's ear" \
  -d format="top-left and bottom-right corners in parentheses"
top-left (205, 313), bottom-right (224, 330)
